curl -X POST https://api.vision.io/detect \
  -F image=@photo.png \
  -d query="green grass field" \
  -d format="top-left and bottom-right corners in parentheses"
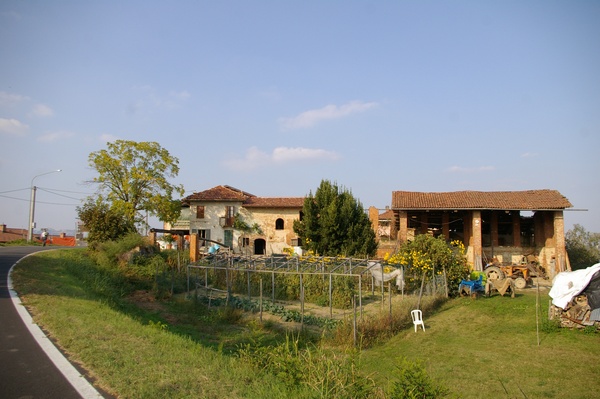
top-left (10, 249), bottom-right (600, 398)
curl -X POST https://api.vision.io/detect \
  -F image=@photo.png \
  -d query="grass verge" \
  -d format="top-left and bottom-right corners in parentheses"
top-left (360, 290), bottom-right (600, 398)
top-left (10, 249), bottom-right (313, 398)
top-left (11, 248), bottom-right (600, 398)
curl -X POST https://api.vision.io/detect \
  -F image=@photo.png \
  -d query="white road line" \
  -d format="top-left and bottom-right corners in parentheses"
top-left (8, 253), bottom-right (104, 399)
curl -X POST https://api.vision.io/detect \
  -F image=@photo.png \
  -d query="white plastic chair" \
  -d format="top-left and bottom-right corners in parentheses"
top-left (411, 309), bottom-right (425, 332)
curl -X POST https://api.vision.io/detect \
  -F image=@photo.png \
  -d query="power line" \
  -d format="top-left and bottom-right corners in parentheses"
top-left (0, 194), bottom-right (29, 202)
top-left (37, 186), bottom-right (95, 195)
top-left (38, 187), bottom-right (87, 201)
top-left (0, 188), bottom-right (29, 194)
top-left (0, 194), bottom-right (79, 206)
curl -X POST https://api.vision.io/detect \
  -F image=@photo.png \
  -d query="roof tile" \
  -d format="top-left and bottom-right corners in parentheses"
top-left (391, 190), bottom-right (572, 210)
top-left (183, 185), bottom-right (252, 202)
top-left (243, 197), bottom-right (304, 208)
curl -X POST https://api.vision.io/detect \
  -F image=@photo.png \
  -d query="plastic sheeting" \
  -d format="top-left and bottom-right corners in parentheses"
top-left (583, 270), bottom-right (600, 310)
top-left (549, 263), bottom-right (600, 310)
top-left (367, 262), bottom-right (405, 290)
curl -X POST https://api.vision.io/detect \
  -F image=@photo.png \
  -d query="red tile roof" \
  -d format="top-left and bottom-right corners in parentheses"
top-left (183, 185), bottom-right (254, 202)
top-left (243, 197), bottom-right (305, 208)
top-left (378, 210), bottom-right (394, 220)
top-left (183, 186), bottom-right (304, 208)
top-left (391, 190), bottom-right (572, 210)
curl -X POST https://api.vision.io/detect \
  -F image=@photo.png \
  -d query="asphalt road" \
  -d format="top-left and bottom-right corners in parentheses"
top-left (0, 246), bottom-right (102, 399)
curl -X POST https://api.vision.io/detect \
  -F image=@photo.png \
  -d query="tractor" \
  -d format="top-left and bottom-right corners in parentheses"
top-left (484, 257), bottom-right (546, 289)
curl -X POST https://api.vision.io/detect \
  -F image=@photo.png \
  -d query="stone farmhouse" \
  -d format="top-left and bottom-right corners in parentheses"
top-left (377, 189), bottom-right (573, 280)
top-left (168, 185), bottom-right (304, 260)
top-left (167, 186), bottom-right (573, 279)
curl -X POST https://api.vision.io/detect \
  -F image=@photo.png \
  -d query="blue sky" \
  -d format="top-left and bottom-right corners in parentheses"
top-left (1, 1), bottom-right (599, 233)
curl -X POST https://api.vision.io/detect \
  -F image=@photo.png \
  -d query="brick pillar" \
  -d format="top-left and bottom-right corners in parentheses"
top-left (369, 206), bottom-right (379, 239)
top-left (554, 211), bottom-right (568, 274)
top-left (512, 211), bottom-right (521, 247)
top-left (148, 231), bottom-right (157, 247)
top-left (390, 211), bottom-right (398, 240)
top-left (544, 212), bottom-right (555, 248)
top-left (398, 211), bottom-right (408, 242)
top-left (190, 234), bottom-right (198, 262)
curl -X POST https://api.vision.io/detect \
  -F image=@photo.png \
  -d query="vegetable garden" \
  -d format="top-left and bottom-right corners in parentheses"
top-left (187, 236), bottom-right (468, 342)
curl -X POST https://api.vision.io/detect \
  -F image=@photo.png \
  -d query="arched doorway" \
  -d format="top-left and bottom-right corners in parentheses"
top-left (254, 238), bottom-right (266, 255)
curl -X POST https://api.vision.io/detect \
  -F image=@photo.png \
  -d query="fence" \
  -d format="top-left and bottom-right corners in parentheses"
top-left (187, 254), bottom-right (447, 316)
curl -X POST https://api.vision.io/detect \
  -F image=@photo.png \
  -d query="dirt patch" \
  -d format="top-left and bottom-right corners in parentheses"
top-left (126, 290), bottom-right (179, 324)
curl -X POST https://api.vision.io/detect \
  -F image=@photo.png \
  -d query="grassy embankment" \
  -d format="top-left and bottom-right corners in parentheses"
top-left (10, 248), bottom-right (600, 398)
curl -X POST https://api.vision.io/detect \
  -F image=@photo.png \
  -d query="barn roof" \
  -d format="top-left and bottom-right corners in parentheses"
top-left (243, 197), bottom-right (304, 208)
top-left (391, 190), bottom-right (572, 210)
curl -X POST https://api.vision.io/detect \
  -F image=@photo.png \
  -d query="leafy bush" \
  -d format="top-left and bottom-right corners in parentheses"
top-left (87, 233), bottom-right (189, 297)
top-left (389, 358), bottom-right (450, 399)
top-left (385, 236), bottom-right (469, 297)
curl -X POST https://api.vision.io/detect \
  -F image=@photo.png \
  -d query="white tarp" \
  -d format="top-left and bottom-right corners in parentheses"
top-left (367, 262), bottom-right (405, 290)
top-left (549, 263), bottom-right (600, 309)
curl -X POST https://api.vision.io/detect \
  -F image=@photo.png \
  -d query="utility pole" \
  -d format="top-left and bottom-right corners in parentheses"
top-left (27, 169), bottom-right (62, 242)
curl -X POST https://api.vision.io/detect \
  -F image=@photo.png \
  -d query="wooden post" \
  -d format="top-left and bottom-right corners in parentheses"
top-left (359, 276), bottom-right (363, 321)
top-left (329, 273), bottom-right (333, 319)
top-left (247, 270), bottom-right (251, 300)
top-left (353, 295), bottom-right (357, 348)
top-left (186, 264), bottom-right (190, 295)
top-left (300, 273), bottom-right (304, 328)
top-left (417, 271), bottom-right (426, 310)
top-left (189, 233), bottom-right (198, 262)
top-left (271, 271), bottom-right (275, 302)
top-left (388, 282), bottom-right (392, 321)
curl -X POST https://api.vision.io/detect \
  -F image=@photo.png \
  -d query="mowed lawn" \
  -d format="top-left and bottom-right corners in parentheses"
top-left (11, 249), bottom-right (600, 398)
top-left (360, 290), bottom-right (600, 399)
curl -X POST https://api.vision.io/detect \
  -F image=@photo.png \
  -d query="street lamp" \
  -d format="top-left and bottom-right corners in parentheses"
top-left (27, 169), bottom-right (62, 242)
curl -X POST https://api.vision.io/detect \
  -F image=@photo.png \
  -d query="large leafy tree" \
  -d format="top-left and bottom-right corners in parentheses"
top-left (87, 140), bottom-right (185, 227)
top-left (294, 180), bottom-right (377, 257)
top-left (566, 224), bottom-right (600, 270)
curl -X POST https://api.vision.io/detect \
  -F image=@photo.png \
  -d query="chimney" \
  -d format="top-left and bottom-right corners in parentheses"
top-left (1, 224), bottom-right (6, 233)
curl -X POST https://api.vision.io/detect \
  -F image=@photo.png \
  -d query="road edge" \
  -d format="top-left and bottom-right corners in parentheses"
top-left (7, 252), bottom-right (104, 399)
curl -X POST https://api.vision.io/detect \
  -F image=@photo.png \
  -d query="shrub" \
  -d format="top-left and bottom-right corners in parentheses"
top-left (389, 358), bottom-right (450, 399)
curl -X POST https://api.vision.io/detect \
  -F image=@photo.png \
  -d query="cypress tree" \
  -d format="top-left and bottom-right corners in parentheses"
top-left (294, 180), bottom-right (377, 257)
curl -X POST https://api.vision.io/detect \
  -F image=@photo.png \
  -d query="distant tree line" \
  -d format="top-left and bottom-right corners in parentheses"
top-left (566, 224), bottom-right (600, 270)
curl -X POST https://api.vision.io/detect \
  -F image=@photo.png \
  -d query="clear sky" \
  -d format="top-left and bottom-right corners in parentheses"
top-left (1, 1), bottom-right (599, 234)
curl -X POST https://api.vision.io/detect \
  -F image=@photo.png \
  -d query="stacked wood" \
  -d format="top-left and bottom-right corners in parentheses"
top-left (549, 295), bottom-right (600, 329)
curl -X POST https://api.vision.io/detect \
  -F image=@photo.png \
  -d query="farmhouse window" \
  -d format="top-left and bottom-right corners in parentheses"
top-left (198, 229), bottom-right (210, 246)
top-left (196, 206), bottom-right (205, 219)
top-left (223, 206), bottom-right (235, 227)
top-left (275, 218), bottom-right (284, 230)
